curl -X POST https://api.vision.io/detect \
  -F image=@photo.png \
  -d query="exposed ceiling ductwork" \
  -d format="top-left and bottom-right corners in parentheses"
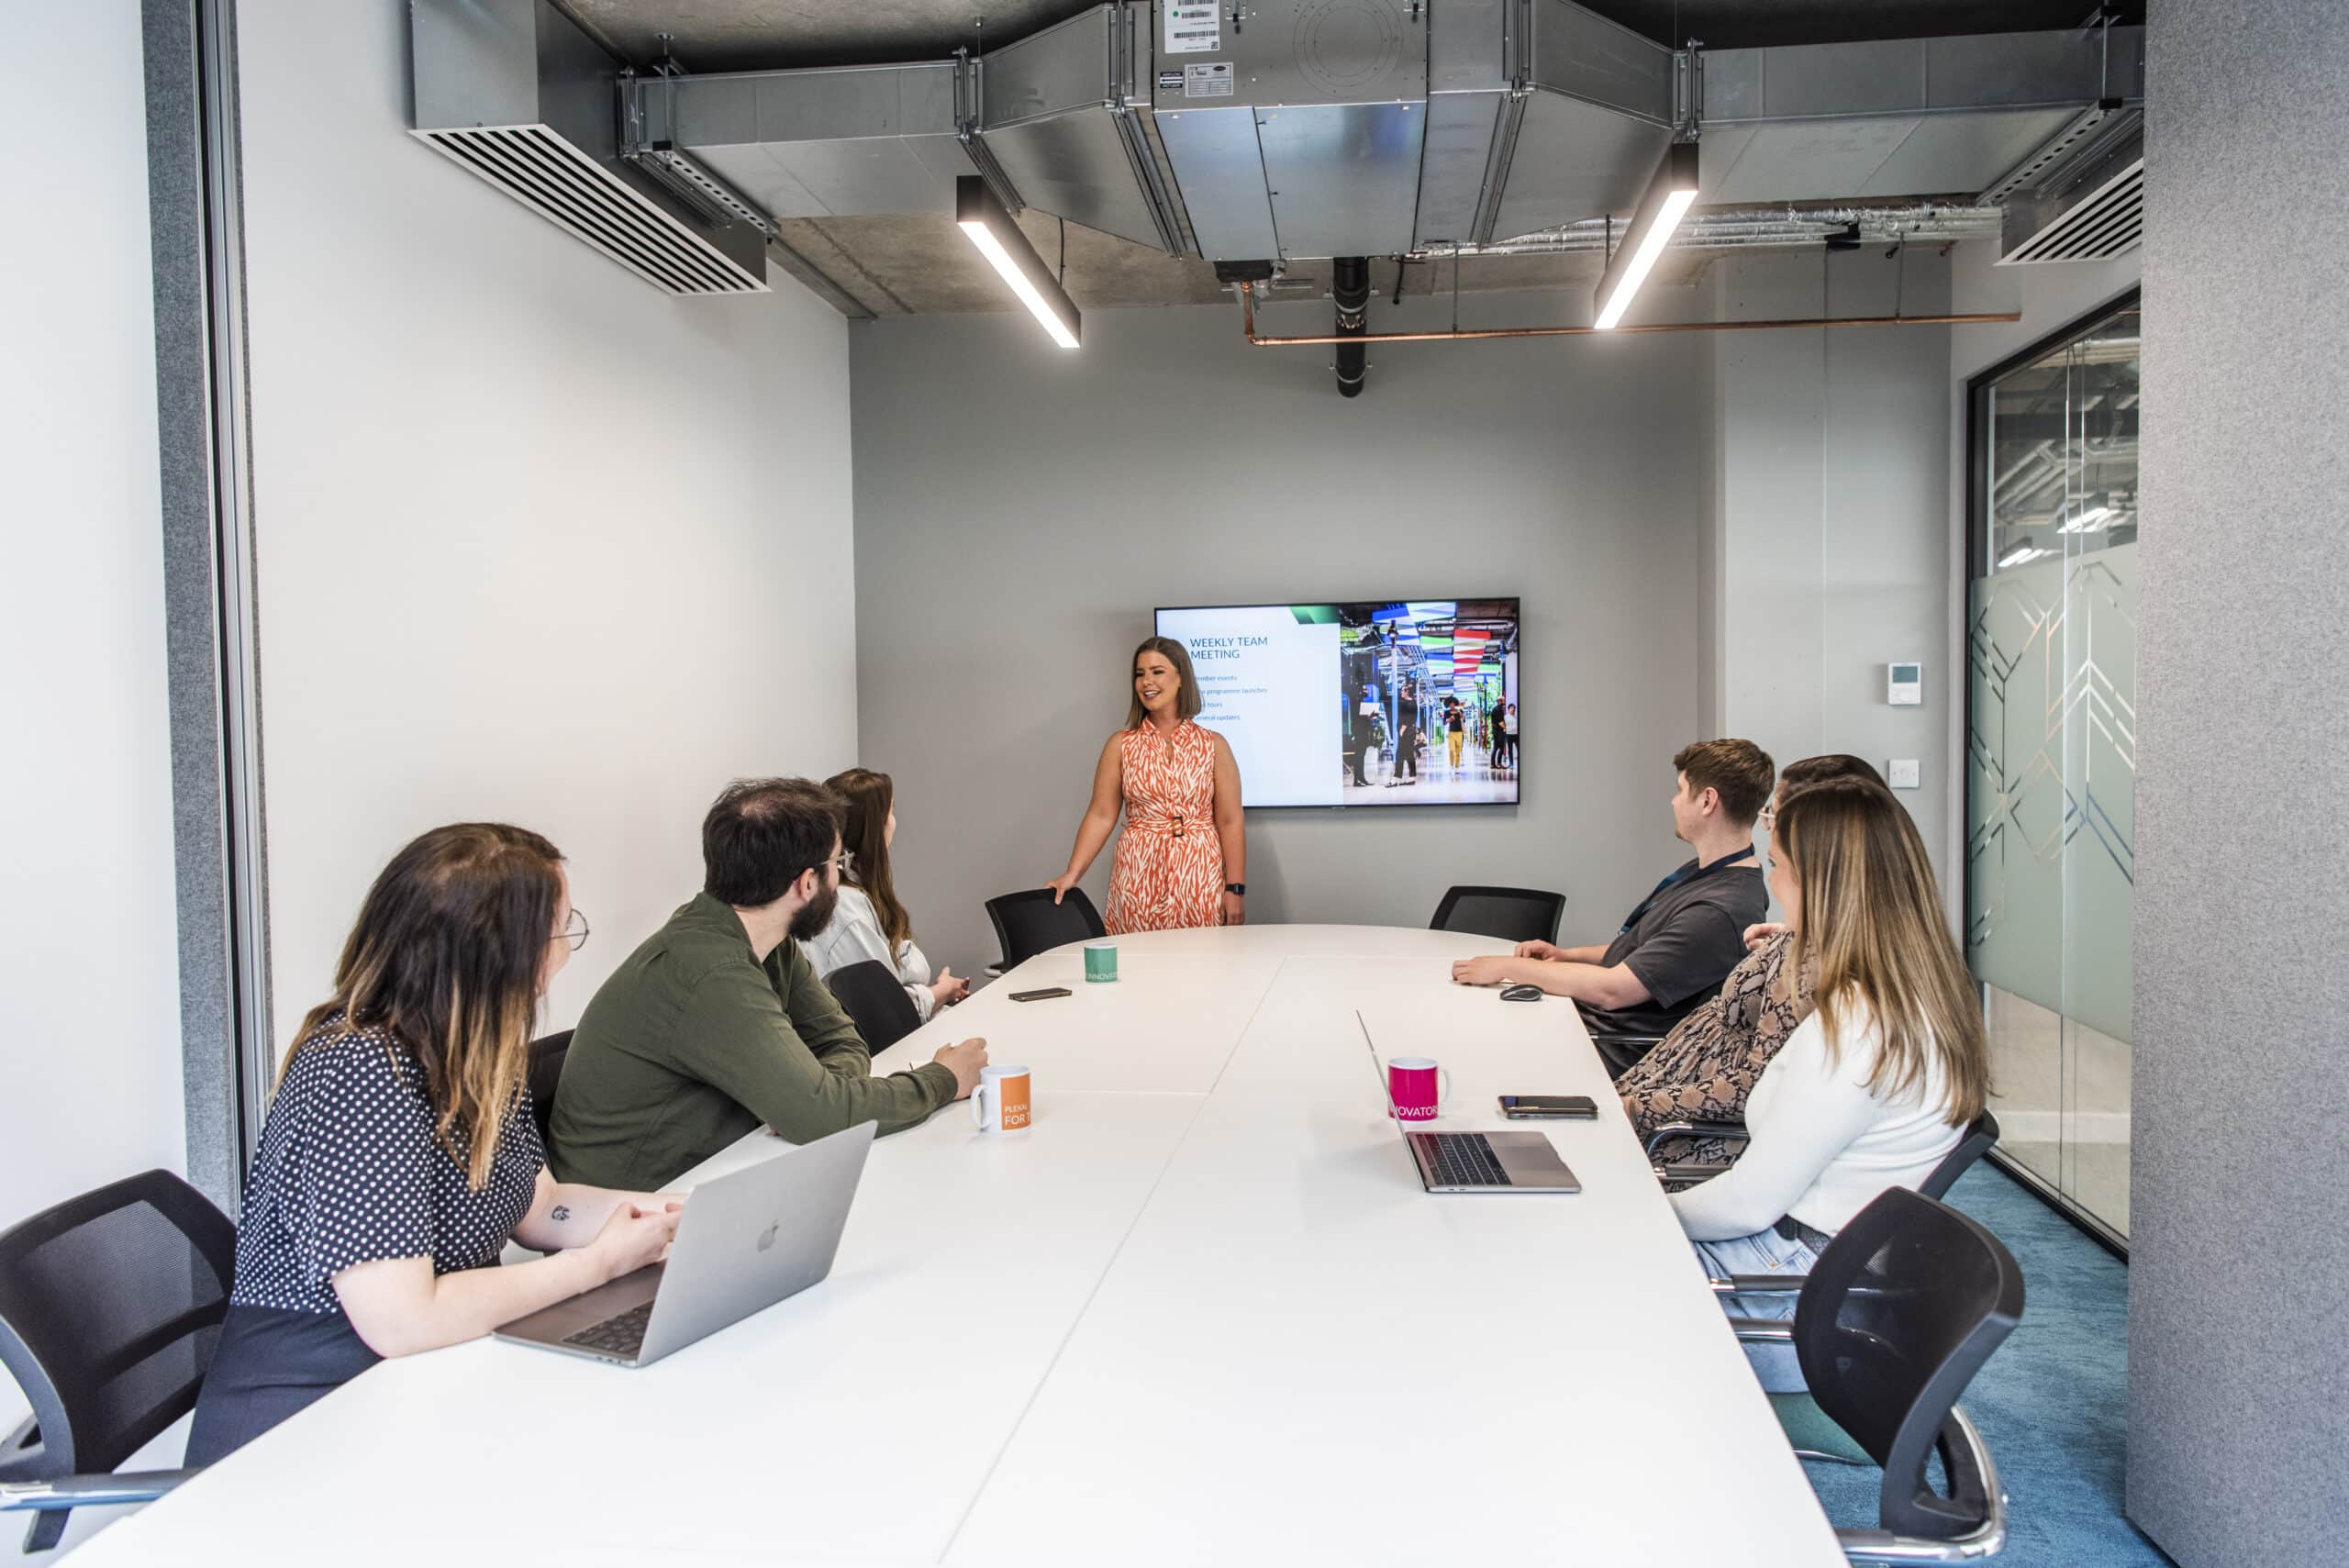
top-left (409, 0), bottom-right (2143, 301)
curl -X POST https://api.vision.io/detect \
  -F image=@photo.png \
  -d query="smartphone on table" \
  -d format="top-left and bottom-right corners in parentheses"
top-left (1010, 987), bottom-right (1072, 1002)
top-left (1497, 1095), bottom-right (1598, 1119)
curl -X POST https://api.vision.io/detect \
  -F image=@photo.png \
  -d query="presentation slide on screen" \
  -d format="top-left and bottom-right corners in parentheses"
top-left (1157, 601), bottom-right (1520, 808)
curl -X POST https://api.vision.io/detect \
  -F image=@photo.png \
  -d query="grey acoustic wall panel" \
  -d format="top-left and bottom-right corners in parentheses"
top-left (2126, 0), bottom-right (2349, 1562)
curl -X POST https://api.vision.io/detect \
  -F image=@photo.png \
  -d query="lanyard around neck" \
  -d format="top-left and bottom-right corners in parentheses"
top-left (1620, 845), bottom-right (1755, 933)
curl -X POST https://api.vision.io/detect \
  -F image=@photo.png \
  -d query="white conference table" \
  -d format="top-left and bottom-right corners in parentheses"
top-left (73, 925), bottom-right (1841, 1566)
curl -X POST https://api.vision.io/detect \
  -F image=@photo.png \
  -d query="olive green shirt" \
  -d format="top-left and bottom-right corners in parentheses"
top-left (549, 892), bottom-right (958, 1190)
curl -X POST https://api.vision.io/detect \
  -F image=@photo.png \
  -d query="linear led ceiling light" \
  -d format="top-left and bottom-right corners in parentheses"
top-left (1593, 143), bottom-right (1702, 330)
top-left (956, 176), bottom-right (1080, 350)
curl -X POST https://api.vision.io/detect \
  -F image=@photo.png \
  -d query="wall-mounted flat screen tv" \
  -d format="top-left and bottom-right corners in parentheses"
top-left (1154, 600), bottom-right (1520, 808)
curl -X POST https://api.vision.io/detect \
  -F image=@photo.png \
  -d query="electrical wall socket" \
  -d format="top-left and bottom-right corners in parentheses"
top-left (1888, 759), bottom-right (1921, 790)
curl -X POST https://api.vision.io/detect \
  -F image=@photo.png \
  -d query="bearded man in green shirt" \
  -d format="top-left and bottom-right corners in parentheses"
top-left (551, 777), bottom-right (988, 1191)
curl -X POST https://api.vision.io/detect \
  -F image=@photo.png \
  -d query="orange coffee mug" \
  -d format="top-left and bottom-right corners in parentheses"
top-left (971, 1064), bottom-right (1032, 1133)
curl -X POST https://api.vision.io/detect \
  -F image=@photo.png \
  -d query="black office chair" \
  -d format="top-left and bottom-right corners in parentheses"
top-left (0, 1172), bottom-right (236, 1551)
top-left (526, 1029), bottom-right (573, 1152)
top-left (1653, 1111), bottom-right (2001, 1202)
top-left (825, 960), bottom-right (922, 1054)
top-left (985, 887), bottom-right (1107, 972)
top-left (1731, 1186), bottom-right (2024, 1562)
top-left (1429, 885), bottom-right (1565, 946)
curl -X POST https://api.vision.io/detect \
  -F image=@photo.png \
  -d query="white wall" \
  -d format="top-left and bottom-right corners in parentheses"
top-left (0, 0), bottom-right (184, 1230)
top-left (235, 1), bottom-right (860, 1047)
top-left (1707, 247), bottom-right (1956, 890)
top-left (0, 0), bottom-right (184, 1491)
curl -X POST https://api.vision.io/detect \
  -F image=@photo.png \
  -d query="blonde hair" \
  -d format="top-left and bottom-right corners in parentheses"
top-left (1777, 778), bottom-right (1988, 1127)
top-left (287, 823), bottom-right (562, 1188)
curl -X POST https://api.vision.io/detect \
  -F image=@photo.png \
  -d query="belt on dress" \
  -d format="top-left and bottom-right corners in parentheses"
top-left (1125, 811), bottom-right (1198, 840)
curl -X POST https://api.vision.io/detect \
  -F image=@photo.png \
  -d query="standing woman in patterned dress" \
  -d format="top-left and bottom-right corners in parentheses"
top-left (1046, 637), bottom-right (1247, 932)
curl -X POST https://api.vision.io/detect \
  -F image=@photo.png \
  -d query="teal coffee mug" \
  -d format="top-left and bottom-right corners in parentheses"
top-left (1084, 939), bottom-right (1119, 984)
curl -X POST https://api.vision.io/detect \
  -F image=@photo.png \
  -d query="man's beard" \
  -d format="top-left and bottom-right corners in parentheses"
top-left (788, 883), bottom-right (840, 942)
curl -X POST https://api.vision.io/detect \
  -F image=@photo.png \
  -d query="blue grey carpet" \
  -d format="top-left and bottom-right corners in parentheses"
top-left (1799, 1164), bottom-right (2174, 1566)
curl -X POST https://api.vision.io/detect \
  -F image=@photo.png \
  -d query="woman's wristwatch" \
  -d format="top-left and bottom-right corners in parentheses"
top-left (1225, 883), bottom-right (1246, 895)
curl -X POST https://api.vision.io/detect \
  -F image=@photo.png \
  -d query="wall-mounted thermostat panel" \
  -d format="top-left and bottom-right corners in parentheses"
top-left (1887, 662), bottom-right (1923, 705)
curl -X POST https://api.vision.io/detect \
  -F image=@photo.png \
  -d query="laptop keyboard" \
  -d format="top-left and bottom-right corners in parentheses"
top-left (562, 1300), bottom-right (654, 1359)
top-left (1412, 1131), bottom-right (1513, 1187)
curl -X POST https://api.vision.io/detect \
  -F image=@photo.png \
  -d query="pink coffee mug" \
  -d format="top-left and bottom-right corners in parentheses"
top-left (1386, 1056), bottom-right (1451, 1122)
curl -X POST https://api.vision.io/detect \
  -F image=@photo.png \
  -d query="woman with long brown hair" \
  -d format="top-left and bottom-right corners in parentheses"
top-left (807, 768), bottom-right (967, 1018)
top-left (1046, 636), bottom-right (1247, 932)
top-left (1669, 776), bottom-right (1989, 1357)
top-left (187, 824), bottom-right (681, 1462)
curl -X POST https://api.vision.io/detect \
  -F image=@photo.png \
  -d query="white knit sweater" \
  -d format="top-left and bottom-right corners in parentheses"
top-left (1670, 1002), bottom-right (1963, 1243)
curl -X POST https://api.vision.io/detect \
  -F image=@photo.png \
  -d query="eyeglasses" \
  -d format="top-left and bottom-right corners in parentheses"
top-left (822, 851), bottom-right (856, 880)
top-left (553, 908), bottom-right (590, 951)
top-left (1757, 803), bottom-right (1777, 833)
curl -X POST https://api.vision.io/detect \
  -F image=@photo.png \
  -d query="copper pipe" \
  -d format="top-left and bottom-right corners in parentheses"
top-left (1233, 283), bottom-right (2019, 344)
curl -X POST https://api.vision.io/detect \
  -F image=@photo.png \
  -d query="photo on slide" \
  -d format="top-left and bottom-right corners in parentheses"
top-left (1156, 599), bottom-right (1519, 808)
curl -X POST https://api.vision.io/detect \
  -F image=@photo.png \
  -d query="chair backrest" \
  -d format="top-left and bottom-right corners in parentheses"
top-left (0, 1172), bottom-right (236, 1490)
top-left (824, 960), bottom-right (922, 1053)
top-left (1918, 1109), bottom-right (2000, 1201)
top-left (527, 1030), bottom-right (573, 1151)
top-left (985, 888), bottom-right (1107, 970)
top-left (1429, 885), bottom-right (1565, 945)
top-left (1794, 1186), bottom-right (2024, 1540)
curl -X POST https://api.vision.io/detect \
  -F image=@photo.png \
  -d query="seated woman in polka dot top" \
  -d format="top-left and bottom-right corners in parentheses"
top-left (187, 824), bottom-right (682, 1463)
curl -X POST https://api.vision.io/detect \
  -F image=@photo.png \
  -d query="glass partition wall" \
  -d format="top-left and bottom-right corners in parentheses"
top-left (1965, 294), bottom-right (2140, 1248)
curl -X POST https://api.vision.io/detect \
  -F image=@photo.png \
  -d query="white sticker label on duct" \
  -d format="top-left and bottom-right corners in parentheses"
top-left (1183, 61), bottom-right (1235, 98)
top-left (1165, 2), bottom-right (1220, 54)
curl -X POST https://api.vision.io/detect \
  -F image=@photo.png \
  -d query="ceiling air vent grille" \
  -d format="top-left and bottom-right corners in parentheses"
top-left (2000, 157), bottom-right (2143, 265)
top-left (413, 125), bottom-right (767, 295)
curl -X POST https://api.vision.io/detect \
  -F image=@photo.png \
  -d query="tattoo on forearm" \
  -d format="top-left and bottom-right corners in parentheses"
top-left (550, 1205), bottom-right (571, 1223)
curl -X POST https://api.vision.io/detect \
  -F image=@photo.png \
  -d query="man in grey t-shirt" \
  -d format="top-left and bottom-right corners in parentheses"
top-left (1451, 739), bottom-right (1775, 1071)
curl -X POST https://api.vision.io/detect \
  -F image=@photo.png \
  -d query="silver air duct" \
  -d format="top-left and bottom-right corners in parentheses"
top-left (409, 0), bottom-right (2143, 294)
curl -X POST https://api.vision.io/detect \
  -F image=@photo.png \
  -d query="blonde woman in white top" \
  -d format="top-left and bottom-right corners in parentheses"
top-left (1671, 774), bottom-right (1990, 1383)
top-left (806, 769), bottom-right (967, 1023)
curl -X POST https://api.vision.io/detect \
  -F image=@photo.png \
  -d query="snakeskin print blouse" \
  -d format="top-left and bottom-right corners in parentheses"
top-left (1615, 930), bottom-right (1818, 1161)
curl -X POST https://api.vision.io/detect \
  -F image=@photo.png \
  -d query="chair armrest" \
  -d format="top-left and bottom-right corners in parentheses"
top-left (1643, 1119), bottom-right (1751, 1159)
top-left (1729, 1318), bottom-right (1796, 1341)
top-left (0, 1470), bottom-right (198, 1512)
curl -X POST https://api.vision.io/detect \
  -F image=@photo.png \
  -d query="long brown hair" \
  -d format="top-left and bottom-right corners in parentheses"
top-left (825, 768), bottom-right (911, 951)
top-left (1126, 636), bottom-right (1202, 728)
top-left (288, 823), bottom-right (563, 1189)
top-left (1776, 778), bottom-right (1988, 1127)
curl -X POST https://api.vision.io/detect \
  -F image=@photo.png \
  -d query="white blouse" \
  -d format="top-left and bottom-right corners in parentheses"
top-left (1669, 1002), bottom-right (1963, 1243)
top-left (804, 886), bottom-right (938, 1021)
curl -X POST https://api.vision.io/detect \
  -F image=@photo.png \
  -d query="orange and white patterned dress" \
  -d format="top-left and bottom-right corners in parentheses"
top-left (1106, 719), bottom-right (1226, 934)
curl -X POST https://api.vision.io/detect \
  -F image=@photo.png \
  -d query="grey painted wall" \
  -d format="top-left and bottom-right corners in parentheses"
top-left (851, 261), bottom-right (1958, 979)
top-left (1708, 249), bottom-right (1954, 887)
top-left (2126, 2), bottom-right (2349, 1561)
top-left (850, 293), bottom-right (1711, 977)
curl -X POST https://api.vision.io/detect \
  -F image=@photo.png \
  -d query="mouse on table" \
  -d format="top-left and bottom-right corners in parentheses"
top-left (1499, 984), bottom-right (1544, 1002)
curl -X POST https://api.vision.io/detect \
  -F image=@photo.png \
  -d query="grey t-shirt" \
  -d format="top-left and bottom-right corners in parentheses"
top-left (1580, 853), bottom-right (1769, 1040)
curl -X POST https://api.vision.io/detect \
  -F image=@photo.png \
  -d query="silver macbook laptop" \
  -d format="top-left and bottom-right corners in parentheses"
top-left (496, 1119), bottom-right (875, 1367)
top-left (1357, 1013), bottom-right (1580, 1194)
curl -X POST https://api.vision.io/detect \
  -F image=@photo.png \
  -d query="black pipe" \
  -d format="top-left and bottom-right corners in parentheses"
top-left (1332, 255), bottom-right (1370, 398)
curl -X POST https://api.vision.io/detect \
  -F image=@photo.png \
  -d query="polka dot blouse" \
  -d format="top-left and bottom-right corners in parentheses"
top-left (228, 1017), bottom-right (545, 1317)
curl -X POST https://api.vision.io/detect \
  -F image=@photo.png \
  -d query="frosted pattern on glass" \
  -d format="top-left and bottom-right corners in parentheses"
top-left (1967, 542), bottom-right (2137, 1043)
